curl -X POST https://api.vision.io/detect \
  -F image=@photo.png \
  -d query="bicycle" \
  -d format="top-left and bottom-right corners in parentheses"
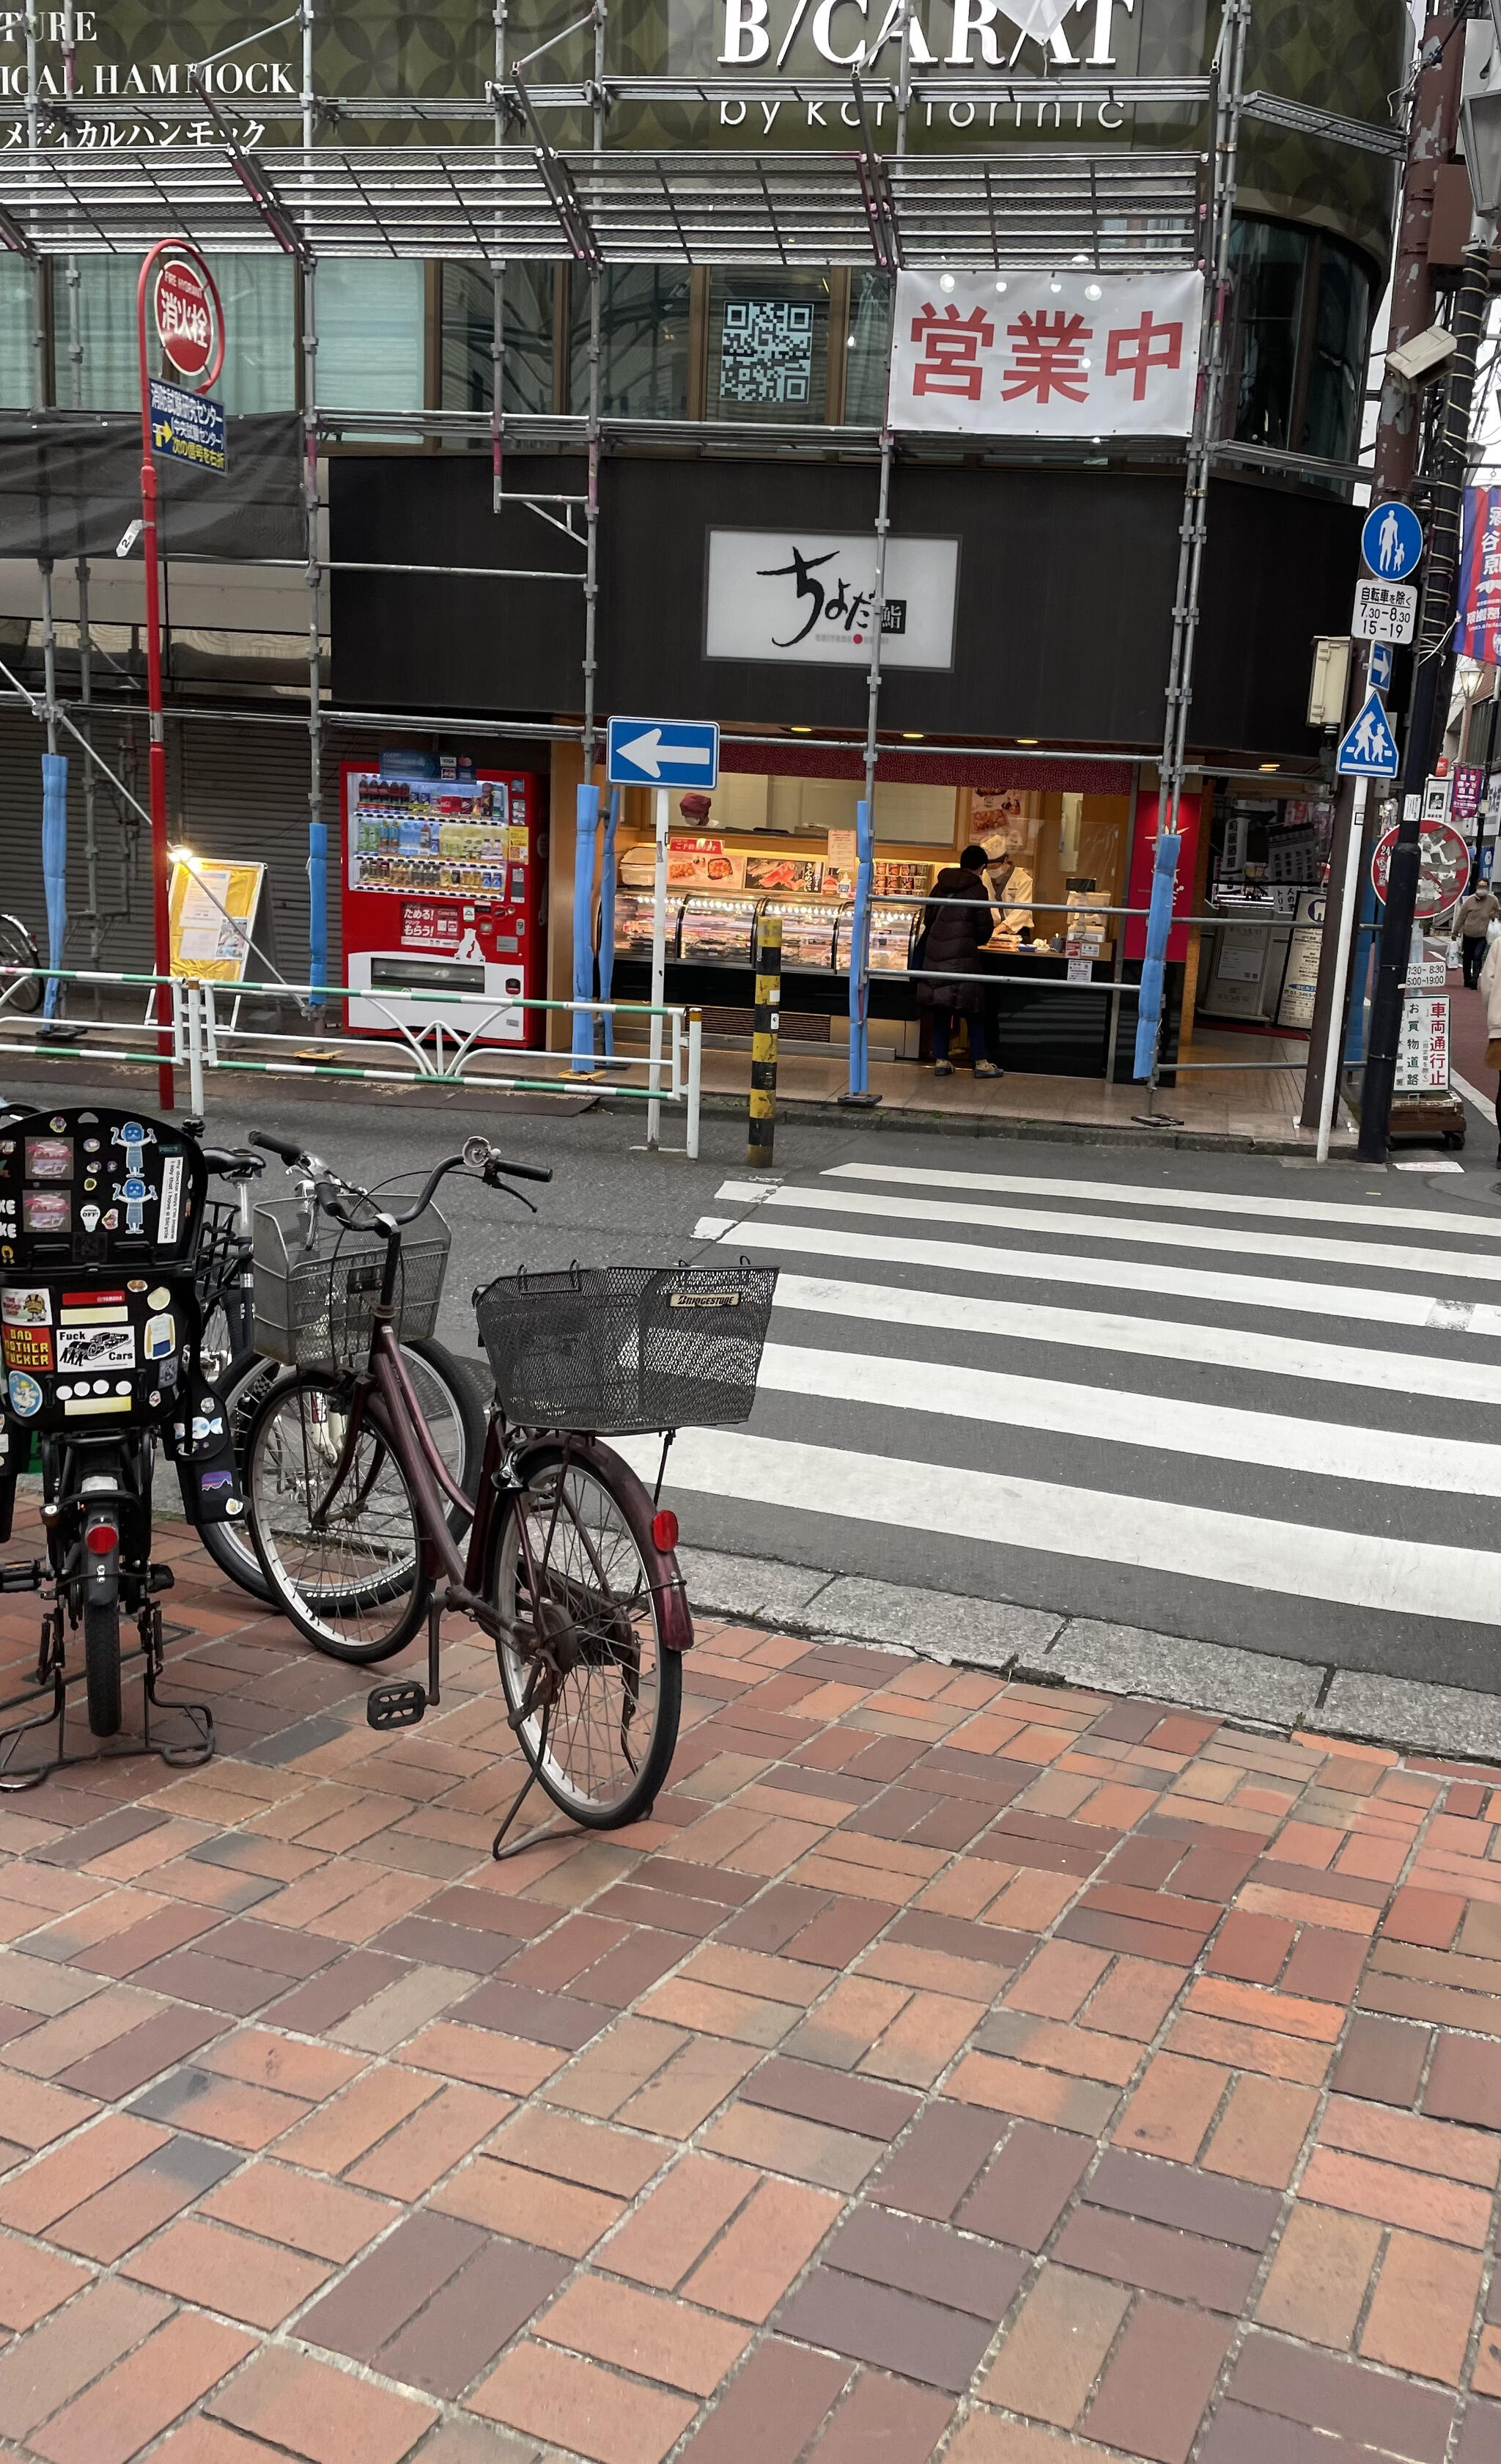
top-left (240, 1130), bottom-right (776, 1847)
top-left (185, 1135), bottom-right (484, 1605)
top-left (0, 914), bottom-right (43, 1018)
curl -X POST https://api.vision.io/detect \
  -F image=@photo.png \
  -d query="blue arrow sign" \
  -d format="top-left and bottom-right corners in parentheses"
top-left (607, 716), bottom-right (720, 790)
top-left (1361, 500), bottom-right (1422, 582)
top-left (1337, 689), bottom-right (1400, 779)
top-left (1368, 640), bottom-right (1393, 696)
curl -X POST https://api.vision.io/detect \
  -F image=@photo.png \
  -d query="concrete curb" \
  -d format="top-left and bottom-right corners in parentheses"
top-left (679, 1543), bottom-right (1500, 1765)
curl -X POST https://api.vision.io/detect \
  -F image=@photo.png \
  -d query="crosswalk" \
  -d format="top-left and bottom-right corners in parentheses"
top-left (635, 1154), bottom-right (1501, 1680)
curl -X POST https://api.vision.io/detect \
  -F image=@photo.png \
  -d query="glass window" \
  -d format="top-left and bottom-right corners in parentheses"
top-left (707, 271), bottom-right (829, 422)
top-left (844, 271), bottom-right (894, 425)
top-left (1299, 238), bottom-right (1371, 466)
top-left (51, 254), bottom-right (295, 412)
top-left (569, 268), bottom-right (690, 418)
top-left (1227, 219), bottom-right (1308, 451)
top-left (316, 260), bottom-right (424, 411)
top-left (440, 263), bottom-right (556, 416)
top-left (0, 257), bottom-right (35, 408)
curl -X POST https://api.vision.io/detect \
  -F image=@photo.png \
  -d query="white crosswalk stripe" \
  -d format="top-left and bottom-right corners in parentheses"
top-left (669, 1156), bottom-right (1501, 1666)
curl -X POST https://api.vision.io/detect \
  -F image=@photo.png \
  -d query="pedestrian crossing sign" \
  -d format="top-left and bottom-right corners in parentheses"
top-left (1336, 690), bottom-right (1400, 779)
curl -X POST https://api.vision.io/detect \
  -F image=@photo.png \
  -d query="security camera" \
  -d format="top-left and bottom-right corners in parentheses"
top-left (1385, 325), bottom-right (1458, 387)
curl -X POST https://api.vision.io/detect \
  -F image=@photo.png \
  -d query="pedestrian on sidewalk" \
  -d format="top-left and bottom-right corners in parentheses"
top-left (1480, 925), bottom-right (1501, 1163)
top-left (915, 844), bottom-right (1003, 1078)
top-left (1453, 881), bottom-right (1500, 987)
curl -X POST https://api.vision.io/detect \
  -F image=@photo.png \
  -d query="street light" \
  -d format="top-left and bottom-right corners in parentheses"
top-left (1462, 8), bottom-right (1501, 216)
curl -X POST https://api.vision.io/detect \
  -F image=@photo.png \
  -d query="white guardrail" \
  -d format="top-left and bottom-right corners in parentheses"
top-left (0, 966), bottom-right (704, 1159)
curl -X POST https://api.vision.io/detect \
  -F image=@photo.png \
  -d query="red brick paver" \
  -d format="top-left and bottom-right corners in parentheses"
top-left (0, 1496), bottom-right (1496, 2464)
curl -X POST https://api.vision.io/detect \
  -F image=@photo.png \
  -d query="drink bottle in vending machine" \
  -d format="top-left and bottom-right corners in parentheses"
top-left (340, 760), bottom-right (545, 1049)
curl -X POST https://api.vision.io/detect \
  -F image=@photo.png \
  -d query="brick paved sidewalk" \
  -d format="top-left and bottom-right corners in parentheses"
top-left (0, 1498), bottom-right (1495, 2464)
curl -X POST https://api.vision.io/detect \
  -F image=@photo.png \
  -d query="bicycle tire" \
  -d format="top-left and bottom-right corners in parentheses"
top-left (245, 1368), bottom-right (430, 1661)
top-left (83, 1596), bottom-right (123, 1737)
top-left (201, 1336), bottom-right (484, 1606)
top-left (0, 914), bottom-right (43, 1017)
top-left (482, 1441), bottom-right (683, 1829)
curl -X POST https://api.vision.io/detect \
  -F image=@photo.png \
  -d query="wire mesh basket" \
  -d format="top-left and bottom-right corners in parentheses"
top-left (253, 1196), bottom-right (451, 1371)
top-left (475, 1262), bottom-right (778, 1435)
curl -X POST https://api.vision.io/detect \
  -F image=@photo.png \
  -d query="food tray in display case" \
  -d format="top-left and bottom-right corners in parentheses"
top-left (679, 895), bottom-right (759, 966)
top-left (761, 900), bottom-right (837, 971)
top-left (868, 903), bottom-right (920, 972)
top-left (612, 891), bottom-right (685, 960)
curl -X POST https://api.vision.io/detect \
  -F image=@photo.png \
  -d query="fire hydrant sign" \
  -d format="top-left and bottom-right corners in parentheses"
top-left (888, 270), bottom-right (1203, 439)
top-left (148, 378), bottom-right (226, 474)
top-left (153, 258), bottom-right (216, 380)
top-left (1395, 993), bottom-right (1450, 1093)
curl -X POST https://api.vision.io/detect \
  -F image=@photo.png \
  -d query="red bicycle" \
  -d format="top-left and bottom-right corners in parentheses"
top-left (240, 1131), bottom-right (775, 1850)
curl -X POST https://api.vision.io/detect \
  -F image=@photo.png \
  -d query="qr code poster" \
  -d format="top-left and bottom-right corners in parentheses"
top-left (717, 300), bottom-right (816, 409)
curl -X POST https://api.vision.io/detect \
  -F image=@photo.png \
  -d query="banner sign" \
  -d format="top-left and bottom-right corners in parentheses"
top-left (704, 528), bottom-right (959, 668)
top-left (888, 269), bottom-right (1203, 439)
top-left (149, 378), bottom-right (226, 474)
top-left (1452, 764), bottom-right (1486, 825)
top-left (1456, 484), bottom-right (1501, 664)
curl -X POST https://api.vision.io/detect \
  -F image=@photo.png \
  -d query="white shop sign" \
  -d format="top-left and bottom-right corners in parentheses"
top-left (888, 268), bottom-right (1203, 440)
top-left (704, 529), bottom-right (959, 668)
top-left (1395, 993), bottom-right (1450, 1094)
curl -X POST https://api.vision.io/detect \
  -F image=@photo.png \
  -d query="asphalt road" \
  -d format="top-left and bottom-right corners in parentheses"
top-left (7, 1064), bottom-right (1500, 1693)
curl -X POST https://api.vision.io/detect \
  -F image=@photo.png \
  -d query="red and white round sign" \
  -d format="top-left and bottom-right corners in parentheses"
top-left (153, 259), bottom-right (215, 381)
top-left (1371, 819), bottom-right (1470, 921)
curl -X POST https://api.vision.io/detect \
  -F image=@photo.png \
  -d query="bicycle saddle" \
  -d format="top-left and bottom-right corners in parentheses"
top-left (201, 1147), bottom-right (266, 1181)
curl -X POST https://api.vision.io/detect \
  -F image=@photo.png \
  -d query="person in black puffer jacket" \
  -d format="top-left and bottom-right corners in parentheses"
top-left (913, 843), bottom-right (1002, 1077)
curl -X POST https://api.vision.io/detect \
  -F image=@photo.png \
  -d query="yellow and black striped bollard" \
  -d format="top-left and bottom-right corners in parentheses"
top-left (747, 911), bottom-right (781, 1168)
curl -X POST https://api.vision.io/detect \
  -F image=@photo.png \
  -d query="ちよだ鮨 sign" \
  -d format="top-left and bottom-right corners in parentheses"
top-left (889, 269), bottom-right (1204, 440)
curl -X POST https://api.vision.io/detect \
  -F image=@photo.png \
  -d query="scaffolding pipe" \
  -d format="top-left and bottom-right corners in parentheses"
top-left (24, 0), bottom-right (43, 411)
top-left (300, 0), bottom-right (327, 1018)
top-left (76, 559), bottom-right (100, 966)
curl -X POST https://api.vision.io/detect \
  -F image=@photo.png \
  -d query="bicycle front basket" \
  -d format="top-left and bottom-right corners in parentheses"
top-left (475, 1262), bottom-right (778, 1435)
top-left (253, 1196), bottom-right (451, 1370)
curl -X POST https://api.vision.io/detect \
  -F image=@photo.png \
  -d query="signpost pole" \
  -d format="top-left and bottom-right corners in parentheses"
top-left (647, 784), bottom-right (668, 1151)
top-left (134, 240), bottom-right (224, 1116)
top-left (1316, 776), bottom-right (1368, 1162)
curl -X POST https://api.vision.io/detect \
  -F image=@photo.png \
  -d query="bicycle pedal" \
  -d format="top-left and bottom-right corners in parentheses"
top-left (366, 1680), bottom-right (427, 1730)
top-left (147, 1565), bottom-right (176, 1592)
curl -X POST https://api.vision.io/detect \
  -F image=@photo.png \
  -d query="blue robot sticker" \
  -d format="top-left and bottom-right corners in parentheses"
top-left (113, 1174), bottom-right (156, 1235)
top-left (112, 1119), bottom-right (157, 1179)
top-left (7, 1370), bottom-right (41, 1417)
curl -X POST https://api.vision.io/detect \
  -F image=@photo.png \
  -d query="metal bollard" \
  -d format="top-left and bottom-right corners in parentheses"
top-left (748, 913), bottom-right (781, 1168)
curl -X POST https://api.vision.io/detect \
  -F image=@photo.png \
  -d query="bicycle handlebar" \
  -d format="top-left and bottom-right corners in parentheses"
top-left (249, 1130), bottom-right (553, 1234)
top-left (250, 1130), bottom-right (305, 1166)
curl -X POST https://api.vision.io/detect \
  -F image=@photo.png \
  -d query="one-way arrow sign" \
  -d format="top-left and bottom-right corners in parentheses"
top-left (1336, 689), bottom-right (1400, 779)
top-left (608, 716), bottom-right (720, 790)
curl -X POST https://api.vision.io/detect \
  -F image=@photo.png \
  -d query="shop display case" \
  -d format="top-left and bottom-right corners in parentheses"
top-left (848, 902), bottom-right (921, 972)
top-left (678, 894), bottom-right (760, 966)
top-left (761, 899), bottom-right (838, 971)
top-left (613, 890), bottom-right (685, 960)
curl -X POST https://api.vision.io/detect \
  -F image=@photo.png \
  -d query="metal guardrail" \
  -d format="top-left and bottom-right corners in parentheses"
top-left (0, 966), bottom-right (705, 1159)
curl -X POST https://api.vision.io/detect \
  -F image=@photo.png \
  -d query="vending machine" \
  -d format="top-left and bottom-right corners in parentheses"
top-left (339, 760), bottom-right (545, 1049)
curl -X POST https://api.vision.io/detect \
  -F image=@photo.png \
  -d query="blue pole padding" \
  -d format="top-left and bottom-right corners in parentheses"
top-left (572, 782), bottom-right (600, 1070)
top-left (1132, 829), bottom-right (1182, 1081)
top-left (40, 752), bottom-right (67, 1023)
top-left (848, 795), bottom-right (874, 1097)
top-left (598, 787), bottom-right (619, 1059)
top-left (307, 817), bottom-right (328, 1012)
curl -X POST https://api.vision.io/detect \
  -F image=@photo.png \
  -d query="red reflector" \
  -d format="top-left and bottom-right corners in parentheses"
top-left (85, 1523), bottom-right (118, 1556)
top-left (652, 1509), bottom-right (679, 1553)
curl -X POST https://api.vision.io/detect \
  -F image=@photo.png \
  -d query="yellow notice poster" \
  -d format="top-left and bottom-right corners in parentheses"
top-left (167, 860), bottom-right (265, 982)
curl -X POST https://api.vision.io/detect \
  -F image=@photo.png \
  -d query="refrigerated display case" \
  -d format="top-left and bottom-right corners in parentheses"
top-left (760, 899), bottom-right (838, 971)
top-left (678, 894), bottom-right (760, 966)
top-left (613, 889), bottom-right (685, 960)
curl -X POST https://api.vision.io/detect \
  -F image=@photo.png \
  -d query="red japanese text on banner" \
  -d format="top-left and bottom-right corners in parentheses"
top-left (1456, 485), bottom-right (1501, 667)
top-left (889, 270), bottom-right (1204, 441)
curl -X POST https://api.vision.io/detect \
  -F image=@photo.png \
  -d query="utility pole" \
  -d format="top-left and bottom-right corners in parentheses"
top-left (1299, 3), bottom-right (1464, 1137)
top-left (1358, 241), bottom-right (1492, 1160)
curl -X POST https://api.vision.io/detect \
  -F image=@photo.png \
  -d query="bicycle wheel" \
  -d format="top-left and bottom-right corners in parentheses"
top-left (0, 914), bottom-right (43, 1016)
top-left (201, 1337), bottom-right (483, 1607)
top-left (484, 1442), bottom-right (682, 1828)
top-left (83, 1597), bottom-right (122, 1737)
top-left (245, 1369), bottom-right (429, 1661)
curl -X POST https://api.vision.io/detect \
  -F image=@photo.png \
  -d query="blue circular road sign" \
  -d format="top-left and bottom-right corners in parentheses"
top-left (1361, 500), bottom-right (1423, 581)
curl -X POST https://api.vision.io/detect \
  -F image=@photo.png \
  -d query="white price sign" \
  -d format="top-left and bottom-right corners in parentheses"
top-left (1352, 578), bottom-right (1417, 643)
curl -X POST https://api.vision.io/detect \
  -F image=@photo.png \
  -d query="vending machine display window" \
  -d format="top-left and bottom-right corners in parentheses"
top-left (341, 764), bottom-right (545, 1046)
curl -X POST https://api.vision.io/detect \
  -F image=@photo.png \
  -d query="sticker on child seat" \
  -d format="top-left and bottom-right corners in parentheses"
top-left (55, 1326), bottom-right (135, 1373)
top-left (1, 1287), bottom-right (51, 1326)
top-left (144, 1313), bottom-right (176, 1360)
top-left (7, 1371), bottom-right (41, 1416)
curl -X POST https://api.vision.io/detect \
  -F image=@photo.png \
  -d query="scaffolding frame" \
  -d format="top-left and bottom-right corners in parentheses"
top-left (0, 5), bottom-right (1398, 1074)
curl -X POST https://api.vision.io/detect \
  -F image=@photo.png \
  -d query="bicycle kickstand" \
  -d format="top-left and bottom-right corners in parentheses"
top-left (491, 1696), bottom-right (572, 1864)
